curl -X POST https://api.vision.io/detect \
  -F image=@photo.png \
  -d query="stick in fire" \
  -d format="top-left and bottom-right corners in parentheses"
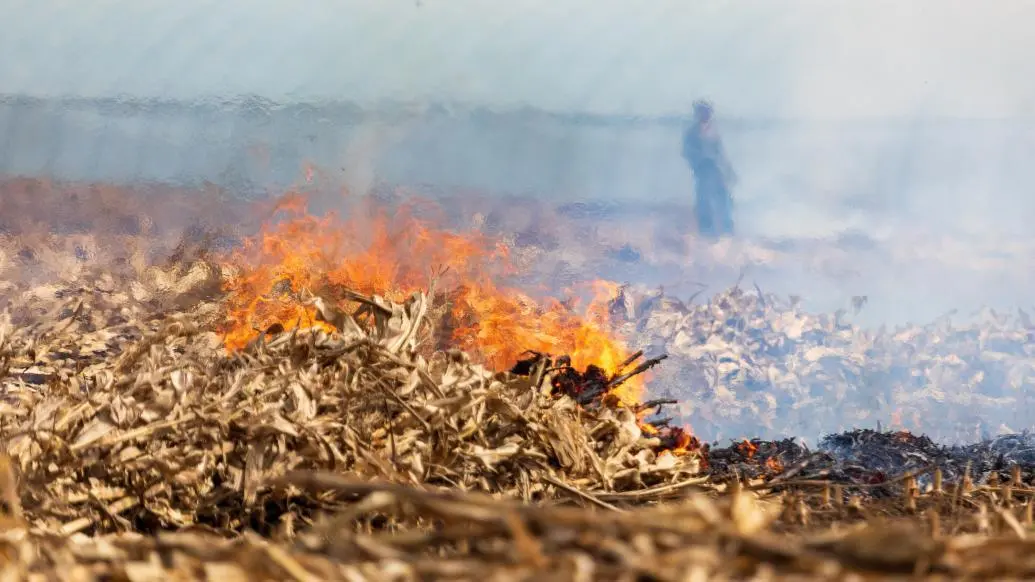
top-left (510, 349), bottom-right (667, 407)
top-left (509, 349), bottom-right (702, 457)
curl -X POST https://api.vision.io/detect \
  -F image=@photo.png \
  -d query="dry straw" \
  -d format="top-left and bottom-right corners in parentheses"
top-left (3, 251), bottom-right (1035, 579)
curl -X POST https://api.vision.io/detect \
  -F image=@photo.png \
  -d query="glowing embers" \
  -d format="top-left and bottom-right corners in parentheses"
top-left (510, 350), bottom-right (703, 457)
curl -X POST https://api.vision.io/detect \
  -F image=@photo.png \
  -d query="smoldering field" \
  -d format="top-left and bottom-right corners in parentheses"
top-left (6, 97), bottom-right (1035, 444)
top-left (4, 169), bottom-right (1035, 447)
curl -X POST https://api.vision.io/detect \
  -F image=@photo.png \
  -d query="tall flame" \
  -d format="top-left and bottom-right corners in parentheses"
top-left (219, 193), bottom-right (647, 405)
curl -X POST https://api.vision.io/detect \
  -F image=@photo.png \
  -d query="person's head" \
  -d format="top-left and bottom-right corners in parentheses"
top-left (693, 100), bottom-right (714, 122)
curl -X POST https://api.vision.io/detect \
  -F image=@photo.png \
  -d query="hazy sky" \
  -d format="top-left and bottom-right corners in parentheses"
top-left (3, 0), bottom-right (1033, 118)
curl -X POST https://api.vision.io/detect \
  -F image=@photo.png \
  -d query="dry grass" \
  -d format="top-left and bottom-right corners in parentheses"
top-left (3, 226), bottom-right (1035, 579)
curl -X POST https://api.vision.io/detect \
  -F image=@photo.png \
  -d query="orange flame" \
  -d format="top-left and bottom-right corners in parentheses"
top-left (737, 439), bottom-right (758, 459)
top-left (671, 429), bottom-right (695, 456)
top-left (219, 193), bottom-right (647, 405)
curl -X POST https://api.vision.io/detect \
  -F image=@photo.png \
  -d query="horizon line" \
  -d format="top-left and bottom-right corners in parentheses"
top-left (2, 92), bottom-right (1032, 125)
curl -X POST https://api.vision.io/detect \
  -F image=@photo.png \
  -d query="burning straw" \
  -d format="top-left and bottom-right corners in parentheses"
top-left (5, 183), bottom-right (1035, 579)
top-left (5, 264), bottom-right (1035, 579)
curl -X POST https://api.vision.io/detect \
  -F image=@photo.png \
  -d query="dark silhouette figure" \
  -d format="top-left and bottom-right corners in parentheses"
top-left (682, 100), bottom-right (737, 237)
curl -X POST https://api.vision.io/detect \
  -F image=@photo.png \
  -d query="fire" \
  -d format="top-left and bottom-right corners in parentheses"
top-left (219, 192), bottom-right (648, 405)
top-left (666, 426), bottom-right (698, 456)
top-left (737, 439), bottom-right (759, 459)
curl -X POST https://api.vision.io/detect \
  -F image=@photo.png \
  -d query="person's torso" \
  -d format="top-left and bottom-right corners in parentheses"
top-left (683, 122), bottom-right (725, 170)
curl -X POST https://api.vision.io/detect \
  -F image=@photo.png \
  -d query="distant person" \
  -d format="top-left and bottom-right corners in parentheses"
top-left (682, 100), bottom-right (737, 237)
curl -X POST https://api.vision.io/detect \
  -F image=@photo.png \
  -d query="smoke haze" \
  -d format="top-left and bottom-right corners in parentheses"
top-left (3, 0), bottom-right (1034, 118)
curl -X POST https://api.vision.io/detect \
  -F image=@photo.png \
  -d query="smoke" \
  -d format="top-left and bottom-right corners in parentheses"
top-left (5, 95), bottom-right (1032, 325)
top-left (3, 1), bottom-right (1033, 117)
